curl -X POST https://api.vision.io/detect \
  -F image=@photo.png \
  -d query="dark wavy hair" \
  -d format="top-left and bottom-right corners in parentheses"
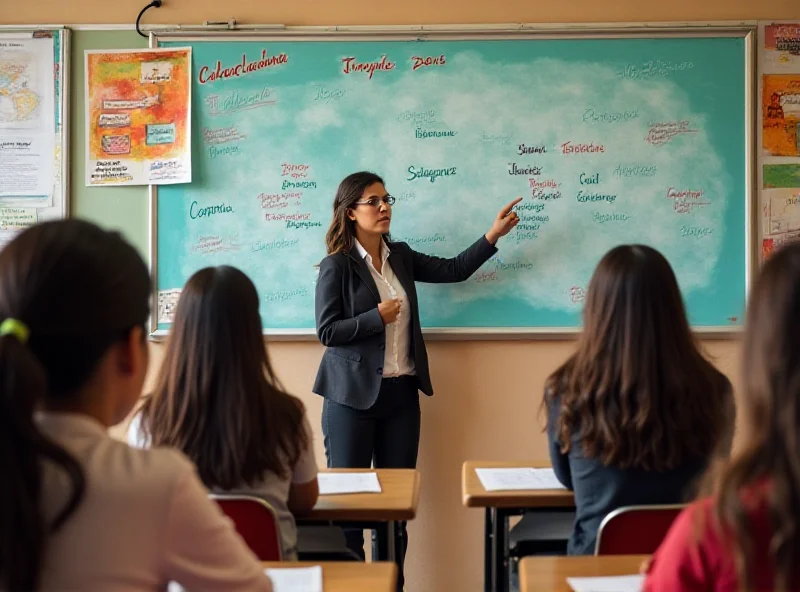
top-left (712, 242), bottom-right (800, 591)
top-left (544, 244), bottom-right (731, 471)
top-left (324, 171), bottom-right (385, 255)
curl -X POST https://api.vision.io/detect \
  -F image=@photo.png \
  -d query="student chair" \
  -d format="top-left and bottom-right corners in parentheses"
top-left (594, 504), bottom-right (686, 555)
top-left (210, 494), bottom-right (283, 561)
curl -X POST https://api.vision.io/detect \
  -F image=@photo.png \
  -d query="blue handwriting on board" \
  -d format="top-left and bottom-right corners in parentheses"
top-left (189, 201), bottom-right (234, 219)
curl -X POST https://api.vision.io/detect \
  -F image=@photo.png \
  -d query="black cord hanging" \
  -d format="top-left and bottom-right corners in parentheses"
top-left (136, 0), bottom-right (162, 38)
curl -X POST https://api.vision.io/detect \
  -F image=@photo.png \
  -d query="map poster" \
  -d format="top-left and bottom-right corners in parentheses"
top-left (0, 34), bottom-right (55, 200)
top-left (85, 48), bottom-right (192, 186)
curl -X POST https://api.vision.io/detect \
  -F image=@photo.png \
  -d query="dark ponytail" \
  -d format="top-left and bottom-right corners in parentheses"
top-left (0, 220), bottom-right (150, 591)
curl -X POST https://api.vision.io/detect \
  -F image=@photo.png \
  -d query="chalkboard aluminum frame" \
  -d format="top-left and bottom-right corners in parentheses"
top-left (148, 23), bottom-right (756, 340)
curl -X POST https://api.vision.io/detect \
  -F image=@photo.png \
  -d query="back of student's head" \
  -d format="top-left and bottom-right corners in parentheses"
top-left (140, 265), bottom-right (306, 490)
top-left (546, 244), bottom-right (730, 471)
top-left (0, 219), bottom-right (150, 591)
top-left (715, 241), bottom-right (800, 591)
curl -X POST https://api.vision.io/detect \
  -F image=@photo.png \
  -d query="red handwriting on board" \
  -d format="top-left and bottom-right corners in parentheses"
top-left (198, 49), bottom-right (288, 84)
top-left (475, 271), bottom-right (498, 283)
top-left (341, 55), bottom-right (396, 79)
top-left (281, 163), bottom-right (310, 178)
top-left (411, 55), bottom-right (446, 71)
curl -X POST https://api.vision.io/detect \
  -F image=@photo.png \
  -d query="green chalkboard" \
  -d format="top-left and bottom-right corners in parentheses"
top-left (151, 29), bottom-right (754, 335)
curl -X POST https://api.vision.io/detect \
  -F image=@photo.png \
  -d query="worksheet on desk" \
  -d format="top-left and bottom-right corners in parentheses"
top-left (264, 566), bottom-right (323, 592)
top-left (318, 472), bottom-right (382, 495)
top-left (567, 574), bottom-right (644, 592)
top-left (475, 468), bottom-right (566, 491)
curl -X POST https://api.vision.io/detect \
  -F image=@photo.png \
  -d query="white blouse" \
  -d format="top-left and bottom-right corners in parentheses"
top-left (354, 238), bottom-right (416, 378)
top-left (36, 412), bottom-right (272, 592)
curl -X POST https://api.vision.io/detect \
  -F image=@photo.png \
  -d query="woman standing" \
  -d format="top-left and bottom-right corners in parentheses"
top-left (313, 171), bottom-right (520, 583)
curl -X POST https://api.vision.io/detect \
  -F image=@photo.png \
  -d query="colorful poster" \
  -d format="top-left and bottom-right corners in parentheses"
top-left (762, 74), bottom-right (800, 156)
top-left (0, 34), bottom-right (55, 199)
top-left (764, 24), bottom-right (800, 72)
top-left (85, 48), bottom-right (192, 186)
top-left (761, 164), bottom-right (800, 258)
top-left (764, 163), bottom-right (800, 188)
top-left (760, 23), bottom-right (800, 261)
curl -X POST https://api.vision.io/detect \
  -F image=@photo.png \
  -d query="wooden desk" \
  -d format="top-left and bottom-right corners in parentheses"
top-left (308, 468), bottom-right (420, 522)
top-left (519, 555), bottom-right (648, 592)
top-left (462, 461), bottom-right (575, 592)
top-left (299, 469), bottom-right (420, 569)
top-left (263, 561), bottom-right (397, 592)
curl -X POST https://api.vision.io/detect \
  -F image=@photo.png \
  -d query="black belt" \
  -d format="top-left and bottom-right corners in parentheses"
top-left (382, 375), bottom-right (414, 383)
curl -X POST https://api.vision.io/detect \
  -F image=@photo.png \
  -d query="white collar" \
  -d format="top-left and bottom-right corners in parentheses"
top-left (354, 238), bottom-right (390, 265)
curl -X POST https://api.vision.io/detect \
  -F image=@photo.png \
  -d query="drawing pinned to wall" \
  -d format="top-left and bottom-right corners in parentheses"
top-left (759, 23), bottom-right (800, 262)
top-left (85, 47), bottom-right (192, 186)
top-left (763, 24), bottom-right (800, 72)
top-left (0, 34), bottom-right (56, 200)
top-left (762, 74), bottom-right (800, 156)
top-left (764, 162), bottom-right (800, 188)
top-left (761, 164), bottom-right (800, 259)
top-left (157, 288), bottom-right (181, 323)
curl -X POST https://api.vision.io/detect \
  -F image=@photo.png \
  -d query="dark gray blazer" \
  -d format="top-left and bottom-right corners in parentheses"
top-left (547, 389), bottom-right (734, 554)
top-left (313, 235), bottom-right (497, 409)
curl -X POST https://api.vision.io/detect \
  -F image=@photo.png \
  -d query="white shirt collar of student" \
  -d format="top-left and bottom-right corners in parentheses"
top-left (354, 238), bottom-right (390, 266)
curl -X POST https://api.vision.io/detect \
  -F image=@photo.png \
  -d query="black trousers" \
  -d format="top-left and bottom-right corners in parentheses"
top-left (321, 376), bottom-right (420, 590)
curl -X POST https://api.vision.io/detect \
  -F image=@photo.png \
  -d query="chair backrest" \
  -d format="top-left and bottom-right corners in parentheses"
top-left (210, 494), bottom-right (283, 561)
top-left (595, 504), bottom-right (685, 555)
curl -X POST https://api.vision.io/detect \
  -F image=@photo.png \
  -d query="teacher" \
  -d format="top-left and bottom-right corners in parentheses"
top-left (313, 171), bottom-right (520, 581)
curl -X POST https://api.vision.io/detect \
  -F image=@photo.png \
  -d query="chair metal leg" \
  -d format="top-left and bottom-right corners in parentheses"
top-left (492, 509), bottom-right (509, 592)
top-left (485, 509), bottom-right (493, 592)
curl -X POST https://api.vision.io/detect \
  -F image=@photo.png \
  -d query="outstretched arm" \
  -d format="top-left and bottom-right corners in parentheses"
top-left (411, 197), bottom-right (522, 283)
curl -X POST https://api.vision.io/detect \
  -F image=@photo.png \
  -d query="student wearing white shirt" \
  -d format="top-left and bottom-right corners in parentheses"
top-left (130, 265), bottom-right (319, 561)
top-left (313, 171), bottom-right (521, 585)
top-left (0, 220), bottom-right (271, 592)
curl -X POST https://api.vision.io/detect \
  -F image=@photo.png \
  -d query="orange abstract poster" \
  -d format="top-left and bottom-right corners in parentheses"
top-left (85, 47), bottom-right (191, 186)
top-left (763, 74), bottom-right (800, 156)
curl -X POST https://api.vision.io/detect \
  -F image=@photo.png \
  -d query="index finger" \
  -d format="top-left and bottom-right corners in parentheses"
top-left (498, 197), bottom-right (523, 218)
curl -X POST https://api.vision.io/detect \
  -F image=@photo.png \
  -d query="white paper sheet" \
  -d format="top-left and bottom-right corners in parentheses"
top-left (0, 35), bottom-right (55, 199)
top-left (475, 467), bottom-right (567, 491)
top-left (567, 575), bottom-right (644, 592)
top-left (318, 472), bottom-right (382, 495)
top-left (264, 566), bottom-right (323, 592)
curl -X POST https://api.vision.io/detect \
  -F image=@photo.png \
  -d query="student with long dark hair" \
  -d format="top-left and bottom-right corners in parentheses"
top-left (314, 170), bottom-right (520, 584)
top-left (0, 221), bottom-right (271, 591)
top-left (133, 265), bottom-right (319, 560)
top-left (645, 242), bottom-right (800, 591)
top-left (534, 244), bottom-right (733, 555)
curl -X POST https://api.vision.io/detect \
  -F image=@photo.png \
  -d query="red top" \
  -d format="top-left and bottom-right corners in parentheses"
top-left (644, 492), bottom-right (800, 591)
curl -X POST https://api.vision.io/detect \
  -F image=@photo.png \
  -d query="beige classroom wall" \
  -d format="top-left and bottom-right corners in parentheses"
top-left (3, 0), bottom-right (785, 590)
top-left (1, 0), bottom-right (797, 25)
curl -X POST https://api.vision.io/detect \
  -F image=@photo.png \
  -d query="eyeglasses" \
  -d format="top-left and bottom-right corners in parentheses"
top-left (354, 195), bottom-right (396, 208)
